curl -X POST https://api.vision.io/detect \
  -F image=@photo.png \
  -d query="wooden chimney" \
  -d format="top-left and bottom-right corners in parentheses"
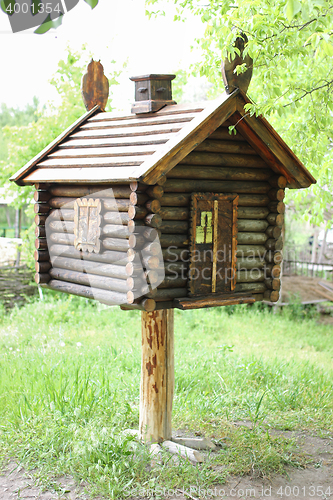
top-left (130, 74), bottom-right (177, 114)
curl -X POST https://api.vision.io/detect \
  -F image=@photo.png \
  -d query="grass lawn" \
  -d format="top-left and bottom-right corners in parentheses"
top-left (0, 293), bottom-right (332, 498)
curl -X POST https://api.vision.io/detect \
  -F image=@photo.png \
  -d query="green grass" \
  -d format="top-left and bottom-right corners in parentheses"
top-left (0, 293), bottom-right (332, 498)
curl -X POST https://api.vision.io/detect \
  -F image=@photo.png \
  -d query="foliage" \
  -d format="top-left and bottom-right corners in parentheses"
top-left (0, 297), bottom-right (332, 497)
top-left (0, 46), bottom-right (122, 208)
top-left (146, 0), bottom-right (333, 224)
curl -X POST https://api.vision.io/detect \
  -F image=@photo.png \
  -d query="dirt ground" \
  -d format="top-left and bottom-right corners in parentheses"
top-left (280, 276), bottom-right (333, 304)
top-left (1, 428), bottom-right (332, 500)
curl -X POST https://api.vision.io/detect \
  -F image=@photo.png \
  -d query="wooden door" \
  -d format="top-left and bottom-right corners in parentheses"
top-left (189, 193), bottom-right (238, 296)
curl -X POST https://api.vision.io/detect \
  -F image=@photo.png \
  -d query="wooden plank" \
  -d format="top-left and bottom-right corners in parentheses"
top-left (209, 127), bottom-right (245, 141)
top-left (88, 103), bottom-right (205, 122)
top-left (235, 94), bottom-right (316, 188)
top-left (164, 179), bottom-right (270, 194)
top-left (140, 91), bottom-right (238, 185)
top-left (80, 112), bottom-right (198, 130)
top-left (195, 139), bottom-right (257, 155)
top-left (49, 145), bottom-right (157, 158)
top-left (168, 166), bottom-right (272, 181)
top-left (60, 133), bottom-right (174, 148)
top-left (71, 122), bottom-right (185, 139)
top-left (175, 294), bottom-right (255, 310)
top-left (10, 106), bottom-right (100, 186)
top-left (24, 167), bottom-right (139, 184)
top-left (179, 152), bottom-right (267, 168)
top-left (140, 309), bottom-right (174, 443)
top-left (37, 155), bottom-right (145, 168)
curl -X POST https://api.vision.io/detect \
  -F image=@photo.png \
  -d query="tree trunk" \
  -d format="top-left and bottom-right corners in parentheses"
top-left (140, 309), bottom-right (174, 443)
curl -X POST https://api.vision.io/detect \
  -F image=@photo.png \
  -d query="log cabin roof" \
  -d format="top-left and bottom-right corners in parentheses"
top-left (11, 89), bottom-right (316, 189)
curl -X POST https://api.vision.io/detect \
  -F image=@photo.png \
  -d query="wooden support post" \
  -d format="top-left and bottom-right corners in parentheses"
top-left (140, 309), bottom-right (174, 443)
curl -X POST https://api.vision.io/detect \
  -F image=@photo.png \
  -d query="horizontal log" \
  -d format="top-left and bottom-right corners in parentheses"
top-left (237, 258), bottom-right (266, 269)
top-left (160, 220), bottom-right (189, 234)
top-left (51, 256), bottom-right (128, 280)
top-left (269, 176), bottom-right (287, 189)
top-left (34, 214), bottom-right (48, 226)
top-left (236, 245), bottom-right (267, 257)
top-left (49, 232), bottom-right (75, 245)
top-left (266, 264), bottom-right (281, 278)
top-left (253, 293), bottom-right (264, 301)
top-left (268, 201), bottom-right (285, 214)
top-left (120, 298), bottom-right (156, 312)
top-left (209, 127), bottom-right (245, 141)
top-left (142, 227), bottom-right (161, 241)
top-left (50, 267), bottom-right (130, 293)
top-left (145, 199), bottom-right (161, 213)
top-left (102, 199), bottom-right (132, 212)
top-left (164, 261), bottom-right (188, 275)
top-left (49, 184), bottom-right (134, 198)
top-left (49, 209), bottom-right (75, 221)
top-left (34, 191), bottom-right (51, 202)
top-left (47, 279), bottom-right (128, 305)
top-left (34, 249), bottom-right (50, 262)
top-left (268, 188), bottom-right (285, 201)
top-left (35, 261), bottom-right (51, 273)
top-left (35, 238), bottom-right (47, 250)
top-left (234, 282), bottom-right (267, 293)
top-left (175, 294), bottom-right (255, 310)
top-left (35, 183), bottom-right (49, 190)
top-left (159, 207), bottom-right (189, 221)
top-left (266, 213), bottom-right (284, 226)
top-left (130, 192), bottom-right (149, 205)
top-left (104, 211), bottom-right (130, 224)
top-left (146, 186), bottom-right (164, 199)
top-left (142, 241), bottom-right (161, 256)
top-left (265, 250), bottom-right (283, 264)
top-left (154, 301), bottom-right (175, 310)
top-left (162, 247), bottom-right (189, 262)
top-left (146, 287), bottom-right (187, 302)
top-left (264, 278), bottom-right (281, 291)
top-left (265, 237), bottom-right (283, 251)
top-left (125, 256), bottom-right (160, 274)
top-left (238, 207), bottom-right (270, 219)
top-left (237, 220), bottom-right (269, 232)
top-left (263, 290), bottom-right (280, 302)
top-left (169, 165), bottom-right (272, 181)
top-left (34, 203), bottom-right (50, 214)
top-left (160, 193), bottom-right (190, 207)
top-left (49, 220), bottom-right (74, 233)
top-left (144, 213), bottom-right (162, 228)
top-left (178, 151), bottom-right (267, 168)
top-left (195, 139), bottom-right (257, 155)
top-left (35, 273), bottom-right (50, 284)
top-left (158, 276), bottom-right (188, 289)
top-left (49, 244), bottom-right (132, 265)
top-left (35, 226), bottom-right (46, 238)
top-left (266, 226), bottom-right (282, 239)
top-left (237, 269), bottom-right (265, 282)
top-left (237, 232), bottom-right (268, 245)
top-left (164, 179), bottom-right (270, 194)
top-left (128, 206), bottom-right (148, 220)
top-left (102, 237), bottom-right (131, 252)
top-left (160, 234), bottom-right (189, 248)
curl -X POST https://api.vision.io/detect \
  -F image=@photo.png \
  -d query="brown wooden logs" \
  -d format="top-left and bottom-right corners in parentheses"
top-left (159, 234), bottom-right (189, 248)
top-left (35, 238), bottom-right (47, 250)
top-left (234, 282), bottom-right (266, 293)
top-left (164, 262), bottom-right (188, 276)
top-left (236, 245), bottom-right (266, 257)
top-left (51, 256), bottom-right (128, 280)
top-left (104, 212), bottom-right (130, 224)
top-left (269, 176), bottom-right (287, 189)
top-left (237, 233), bottom-right (268, 245)
top-left (178, 152), bottom-right (267, 168)
top-left (159, 207), bottom-right (189, 221)
top-left (49, 197), bottom-right (75, 209)
top-left (263, 290), bottom-right (280, 302)
top-left (35, 226), bottom-right (46, 238)
top-left (268, 188), bottom-right (285, 201)
top-left (162, 248), bottom-right (189, 262)
top-left (49, 184), bottom-right (135, 198)
top-left (102, 238), bottom-right (131, 252)
top-left (142, 227), bottom-right (161, 241)
top-left (35, 261), bottom-right (51, 273)
top-left (49, 267), bottom-right (130, 293)
top-left (266, 226), bottom-right (282, 239)
top-left (146, 288), bottom-right (186, 302)
top-left (265, 251), bottom-right (283, 264)
top-left (160, 221), bottom-right (189, 234)
top-left (34, 191), bottom-right (51, 202)
top-left (146, 186), bottom-right (164, 199)
top-left (49, 232), bottom-right (75, 245)
top-left (268, 201), bottom-right (285, 214)
top-left (195, 139), bottom-right (257, 155)
top-left (158, 276), bottom-right (188, 289)
top-left (120, 298), bottom-right (156, 312)
top-left (49, 244), bottom-right (132, 265)
top-left (35, 214), bottom-right (48, 226)
top-left (266, 264), bottom-right (281, 278)
top-left (237, 258), bottom-right (266, 269)
top-left (47, 279), bottom-right (128, 305)
top-left (103, 199), bottom-right (135, 212)
top-left (145, 199), bottom-right (161, 213)
top-left (144, 213), bottom-right (162, 228)
top-left (34, 249), bottom-right (50, 262)
top-left (237, 269), bottom-right (265, 282)
top-left (160, 193), bottom-right (270, 209)
top-left (128, 206), bottom-right (148, 220)
top-left (265, 237), bottom-right (283, 251)
top-left (168, 165), bottom-right (272, 181)
top-left (35, 273), bottom-right (50, 284)
top-left (264, 278), bottom-right (281, 291)
top-left (34, 203), bottom-right (50, 214)
top-left (237, 220), bottom-right (269, 232)
top-left (238, 207), bottom-right (270, 219)
top-left (48, 209), bottom-right (74, 221)
top-left (130, 192), bottom-right (149, 205)
top-left (164, 179), bottom-right (270, 194)
top-left (266, 213), bottom-right (284, 226)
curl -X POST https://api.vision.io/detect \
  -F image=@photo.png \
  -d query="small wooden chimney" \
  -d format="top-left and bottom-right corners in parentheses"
top-left (130, 74), bottom-right (177, 114)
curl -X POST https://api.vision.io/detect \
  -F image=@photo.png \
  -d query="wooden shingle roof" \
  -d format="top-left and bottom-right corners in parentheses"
top-left (11, 90), bottom-right (316, 189)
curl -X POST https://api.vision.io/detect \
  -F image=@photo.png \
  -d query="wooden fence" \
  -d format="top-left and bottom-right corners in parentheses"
top-left (283, 260), bottom-right (333, 281)
top-left (0, 265), bottom-right (37, 309)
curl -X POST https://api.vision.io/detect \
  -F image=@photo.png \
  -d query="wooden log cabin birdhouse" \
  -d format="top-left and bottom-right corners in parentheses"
top-left (11, 54), bottom-right (315, 444)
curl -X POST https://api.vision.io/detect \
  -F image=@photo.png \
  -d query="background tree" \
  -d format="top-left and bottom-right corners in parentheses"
top-left (146, 0), bottom-right (333, 225)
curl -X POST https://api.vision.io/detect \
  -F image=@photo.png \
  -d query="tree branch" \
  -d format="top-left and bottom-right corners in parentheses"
top-left (284, 80), bottom-right (333, 107)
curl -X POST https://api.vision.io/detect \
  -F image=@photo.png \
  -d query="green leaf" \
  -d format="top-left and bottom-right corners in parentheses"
top-left (284, 0), bottom-right (301, 22)
top-left (34, 13), bottom-right (63, 34)
top-left (83, 0), bottom-right (99, 8)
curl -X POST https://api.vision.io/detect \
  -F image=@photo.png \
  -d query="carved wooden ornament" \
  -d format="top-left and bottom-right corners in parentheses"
top-left (221, 34), bottom-right (253, 95)
top-left (81, 59), bottom-right (109, 111)
top-left (74, 198), bottom-right (102, 253)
